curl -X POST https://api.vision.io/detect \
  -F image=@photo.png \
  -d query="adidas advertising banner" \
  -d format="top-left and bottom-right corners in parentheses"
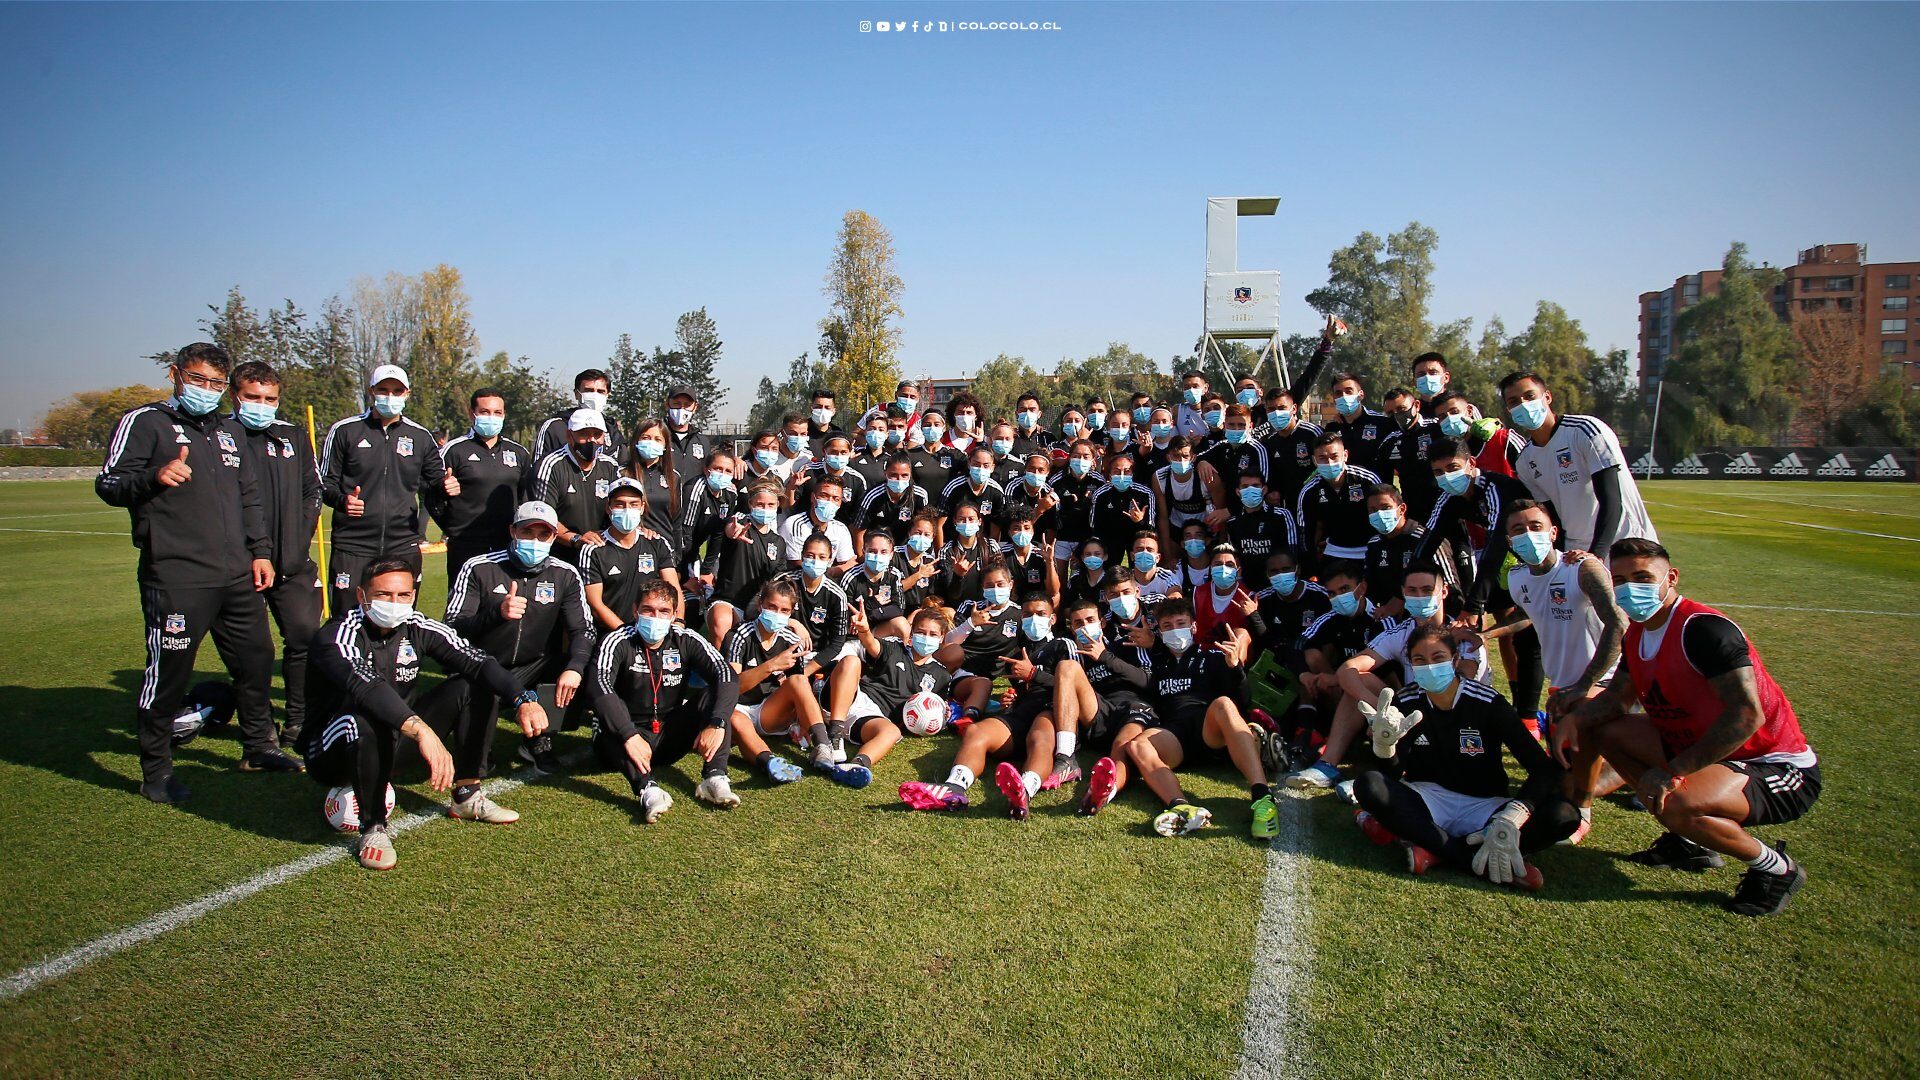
top-left (1625, 447), bottom-right (1916, 482)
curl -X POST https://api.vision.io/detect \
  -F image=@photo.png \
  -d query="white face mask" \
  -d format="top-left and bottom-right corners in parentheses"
top-left (365, 599), bottom-right (412, 629)
top-left (578, 390), bottom-right (608, 411)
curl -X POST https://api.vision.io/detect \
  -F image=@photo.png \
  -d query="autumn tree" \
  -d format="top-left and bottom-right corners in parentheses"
top-left (1793, 313), bottom-right (1874, 441)
top-left (820, 210), bottom-right (905, 410)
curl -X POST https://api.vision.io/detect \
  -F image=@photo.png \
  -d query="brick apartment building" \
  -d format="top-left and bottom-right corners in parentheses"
top-left (1638, 243), bottom-right (1920, 398)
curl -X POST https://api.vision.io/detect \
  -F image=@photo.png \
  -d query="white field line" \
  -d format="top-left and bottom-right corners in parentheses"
top-left (0, 509), bottom-right (121, 522)
top-left (1676, 490), bottom-right (1920, 521)
top-left (1646, 501), bottom-right (1920, 544)
top-left (0, 758), bottom-right (573, 1003)
top-left (0, 526), bottom-right (123, 536)
top-left (1713, 603), bottom-right (1920, 619)
top-left (1235, 793), bottom-right (1312, 1079)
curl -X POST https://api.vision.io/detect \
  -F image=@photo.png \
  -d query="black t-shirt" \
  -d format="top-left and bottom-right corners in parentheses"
top-left (951, 599), bottom-right (1024, 671)
top-left (940, 476), bottom-right (1009, 531)
top-left (1259, 421), bottom-right (1322, 508)
top-left (903, 447), bottom-right (960, 500)
top-left (1003, 544), bottom-right (1051, 599)
top-left (1046, 470), bottom-right (1105, 544)
top-left (839, 564), bottom-right (908, 622)
top-left (1365, 522), bottom-right (1444, 602)
top-left (1257, 580), bottom-right (1333, 651)
top-left (578, 530), bottom-right (676, 625)
top-left (1144, 642), bottom-right (1240, 712)
top-left (798, 464), bottom-right (869, 528)
top-left (722, 621), bottom-right (806, 707)
top-left (1379, 418), bottom-right (1442, 519)
top-left (1681, 613), bottom-right (1753, 679)
top-left (1301, 609), bottom-right (1388, 667)
top-left (892, 549), bottom-right (940, 611)
top-left (1390, 678), bottom-right (1560, 804)
top-left (935, 537), bottom-right (1000, 606)
top-left (712, 521), bottom-right (786, 608)
top-left (1227, 507), bottom-right (1299, 591)
top-left (858, 483), bottom-right (931, 543)
top-left (860, 637), bottom-right (954, 717)
top-left (1326, 410), bottom-right (1394, 474)
top-left (1296, 465), bottom-right (1385, 556)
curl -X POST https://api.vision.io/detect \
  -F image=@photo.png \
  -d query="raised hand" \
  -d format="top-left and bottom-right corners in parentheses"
top-left (442, 471), bottom-right (462, 497)
top-left (500, 581), bottom-right (526, 621)
top-left (156, 445), bottom-right (193, 488)
top-left (1358, 687), bottom-right (1422, 758)
top-left (1005, 649), bottom-right (1036, 681)
top-left (1124, 502), bottom-right (1146, 523)
top-left (849, 599), bottom-right (871, 639)
top-left (345, 485), bottom-right (366, 517)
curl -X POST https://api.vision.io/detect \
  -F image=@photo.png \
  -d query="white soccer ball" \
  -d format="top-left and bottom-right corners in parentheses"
top-left (902, 691), bottom-right (948, 736)
top-left (322, 784), bottom-right (397, 834)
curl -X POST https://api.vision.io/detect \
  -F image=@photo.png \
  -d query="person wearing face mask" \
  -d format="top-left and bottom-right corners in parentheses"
top-left (1291, 562), bottom-right (1385, 758)
top-left (821, 606), bottom-right (955, 790)
top-left (591, 580), bottom-right (743, 821)
top-left (1126, 392), bottom-right (1154, 431)
top-left (1190, 545), bottom-right (1266, 655)
top-left (1011, 392), bottom-right (1051, 457)
top-left (1137, 406), bottom-right (1176, 478)
top-left (1123, 532), bottom-right (1180, 602)
top-left (98, 343), bottom-right (300, 800)
top-left (1089, 457), bottom-right (1155, 558)
top-left (661, 386), bottom-right (713, 480)
top-left (1198, 391), bottom-right (1230, 447)
top-left (1377, 387), bottom-right (1442, 523)
top-left (1555, 538), bottom-right (1819, 916)
top-left (805, 387), bottom-right (846, 457)
top-left (676, 448), bottom-right (740, 605)
top-left (531, 408), bottom-right (622, 566)
top-left (428, 387), bottom-right (534, 592)
top-left (849, 415), bottom-right (894, 490)
top-left (301, 559), bottom-right (548, 868)
top-left (893, 511), bottom-right (944, 613)
top-left (1362, 482), bottom-right (1446, 614)
top-left (708, 482), bottom-right (788, 645)
top-left (986, 421), bottom-right (1024, 490)
top-left (776, 414), bottom-right (814, 489)
top-left (1048, 598), bottom-right (1157, 813)
top-left (1254, 549), bottom-right (1331, 657)
top-left (317, 364), bottom-right (448, 618)
top-left (1174, 370), bottom-right (1211, 439)
top-left (1200, 405), bottom-right (1269, 519)
top-left (1253, 313), bottom-right (1345, 444)
top-left (1288, 568), bottom-right (1486, 794)
top-left (1227, 471), bottom-right (1299, 593)
top-left (939, 447), bottom-right (1008, 546)
top-left (928, 561), bottom-right (1025, 730)
top-left (1127, 598), bottom-right (1280, 839)
top-left (797, 434), bottom-right (869, 528)
top-left (534, 369), bottom-right (622, 460)
top-left (1153, 437), bottom-right (1214, 552)
top-left (1323, 372), bottom-right (1394, 475)
top-left (779, 475), bottom-right (857, 578)
top-left (1501, 369), bottom-right (1656, 560)
top-left (1051, 407), bottom-right (1088, 456)
top-left (1258, 388), bottom-right (1324, 509)
top-left (858, 457), bottom-right (931, 547)
top-left (581, 479), bottom-right (681, 633)
top-left (1060, 539), bottom-right (1114, 614)
top-left (902, 407), bottom-right (958, 496)
top-left (1102, 576), bottom-right (1157, 650)
top-left (228, 361), bottom-right (325, 750)
top-left (839, 531), bottom-right (910, 642)
top-left (901, 578), bottom-right (1053, 815)
top-left (944, 392), bottom-right (985, 456)
top-left (624, 417), bottom-right (683, 556)
top-left (1409, 353), bottom-right (1453, 418)
top-left (740, 431), bottom-right (788, 495)
top-left (1046, 439), bottom-right (1104, 580)
top-left (442, 501), bottom-right (594, 776)
top-left (1296, 431), bottom-right (1385, 573)
top-left (1349, 626), bottom-right (1577, 889)
top-left (1082, 398), bottom-right (1112, 442)
top-left (777, 533), bottom-right (857, 685)
top-left (999, 508), bottom-right (1058, 605)
top-left (1233, 377), bottom-right (1264, 412)
top-left (720, 579), bottom-right (814, 787)
top-left (1003, 452), bottom-right (1058, 545)
top-left (1173, 521), bottom-right (1215, 594)
top-left (935, 503), bottom-right (995, 609)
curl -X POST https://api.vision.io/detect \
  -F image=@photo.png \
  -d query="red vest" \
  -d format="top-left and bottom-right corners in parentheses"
top-left (1193, 583), bottom-right (1252, 644)
top-left (1622, 597), bottom-right (1807, 760)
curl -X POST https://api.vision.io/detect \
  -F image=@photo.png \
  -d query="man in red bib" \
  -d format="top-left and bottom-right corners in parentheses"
top-left (1558, 538), bottom-right (1819, 916)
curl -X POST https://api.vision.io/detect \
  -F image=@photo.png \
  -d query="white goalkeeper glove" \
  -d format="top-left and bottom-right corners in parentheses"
top-left (1357, 688), bottom-right (1421, 759)
top-left (1467, 800), bottom-right (1531, 885)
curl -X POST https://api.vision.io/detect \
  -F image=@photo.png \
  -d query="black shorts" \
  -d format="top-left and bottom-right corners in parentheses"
top-left (1151, 701), bottom-right (1219, 764)
top-left (1725, 759), bottom-right (1821, 827)
top-left (996, 696), bottom-right (1051, 746)
top-left (1084, 695), bottom-right (1154, 756)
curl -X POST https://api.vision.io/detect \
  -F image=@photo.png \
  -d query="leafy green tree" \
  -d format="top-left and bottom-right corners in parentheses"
top-left (474, 351), bottom-right (569, 444)
top-left (1831, 374), bottom-right (1920, 446)
top-left (1052, 342), bottom-right (1166, 410)
top-left (1503, 301), bottom-right (1597, 416)
top-left (671, 307), bottom-right (726, 414)
top-left (966, 354), bottom-right (1045, 419)
top-left (749, 351), bottom-right (826, 433)
top-left (1304, 222), bottom-right (1449, 393)
top-left (43, 384), bottom-right (170, 449)
top-left (820, 210), bottom-right (905, 409)
top-left (1661, 243), bottom-right (1802, 456)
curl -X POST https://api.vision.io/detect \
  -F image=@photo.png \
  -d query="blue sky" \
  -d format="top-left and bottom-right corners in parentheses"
top-left (2, 2), bottom-right (1914, 428)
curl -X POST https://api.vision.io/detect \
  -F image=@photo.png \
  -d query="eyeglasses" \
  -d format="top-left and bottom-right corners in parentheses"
top-left (180, 370), bottom-right (229, 391)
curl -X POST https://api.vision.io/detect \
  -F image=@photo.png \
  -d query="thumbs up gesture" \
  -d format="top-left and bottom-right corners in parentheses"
top-left (500, 580), bottom-right (527, 621)
top-left (345, 485), bottom-right (366, 517)
top-left (156, 445), bottom-right (192, 488)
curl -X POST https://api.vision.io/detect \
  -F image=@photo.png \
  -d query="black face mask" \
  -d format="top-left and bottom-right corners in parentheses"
top-left (572, 441), bottom-right (599, 462)
top-left (1392, 411), bottom-right (1418, 429)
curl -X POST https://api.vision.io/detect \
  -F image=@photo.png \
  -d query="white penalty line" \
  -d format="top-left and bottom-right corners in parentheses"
top-left (0, 759), bottom-right (569, 1004)
top-left (1646, 501), bottom-right (1920, 544)
top-left (1235, 793), bottom-right (1312, 1079)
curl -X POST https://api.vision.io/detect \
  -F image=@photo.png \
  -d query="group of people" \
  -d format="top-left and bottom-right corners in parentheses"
top-left (96, 322), bottom-right (1820, 914)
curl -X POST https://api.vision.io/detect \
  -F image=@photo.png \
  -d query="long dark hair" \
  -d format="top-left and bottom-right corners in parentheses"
top-left (626, 417), bottom-right (678, 517)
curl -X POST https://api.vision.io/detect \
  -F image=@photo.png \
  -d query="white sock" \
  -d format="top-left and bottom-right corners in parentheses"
top-left (1579, 806), bottom-right (1592, 824)
top-left (1056, 732), bottom-right (1077, 756)
top-left (947, 765), bottom-right (976, 791)
top-left (1744, 842), bottom-right (1791, 876)
top-left (1022, 770), bottom-right (1042, 798)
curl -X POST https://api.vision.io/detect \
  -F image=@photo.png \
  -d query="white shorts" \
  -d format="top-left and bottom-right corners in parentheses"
top-left (1052, 539), bottom-right (1078, 562)
top-left (732, 700), bottom-right (773, 735)
top-left (1408, 781), bottom-right (1508, 838)
top-left (847, 690), bottom-right (889, 724)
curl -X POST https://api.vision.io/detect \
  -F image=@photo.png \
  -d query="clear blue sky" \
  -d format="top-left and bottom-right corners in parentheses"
top-left (2, 2), bottom-right (1914, 428)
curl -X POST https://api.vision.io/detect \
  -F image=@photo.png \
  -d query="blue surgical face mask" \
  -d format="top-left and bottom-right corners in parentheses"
top-left (1171, 459), bottom-right (1193, 477)
top-left (1150, 422), bottom-right (1173, 439)
top-left (865, 429), bottom-right (886, 451)
top-left (1239, 486), bottom-right (1264, 509)
top-left (1182, 387), bottom-right (1204, 406)
top-left (1011, 530), bottom-right (1033, 549)
top-left (1203, 409), bottom-right (1224, 429)
top-left (1024, 471), bottom-right (1046, 489)
top-left (1210, 565), bottom-right (1239, 589)
top-left (801, 557), bottom-right (829, 580)
top-left (758, 609), bottom-right (789, 634)
top-left (813, 498), bottom-right (839, 522)
top-left (1073, 623), bottom-right (1102, 646)
top-left (1440, 414), bottom-right (1470, 438)
top-left (811, 407), bottom-right (834, 426)
top-left (922, 425), bottom-right (944, 443)
top-left (1273, 571), bottom-right (1299, 593)
top-left (1081, 554), bottom-right (1105, 572)
top-left (373, 393), bottom-right (407, 419)
top-left (1069, 458), bottom-right (1091, 477)
top-left (1183, 538), bottom-right (1207, 559)
top-left (237, 401), bottom-right (278, 430)
top-left (706, 470), bottom-right (733, 492)
top-left (176, 383), bottom-right (224, 417)
top-left (955, 520), bottom-right (980, 539)
top-left (897, 396), bottom-right (918, 414)
top-left (1086, 411), bottom-right (1107, 431)
top-left (984, 585), bottom-right (1011, 606)
top-left (1334, 393), bottom-right (1361, 417)
top-left (754, 448), bottom-right (778, 470)
top-left (1131, 406), bottom-right (1151, 424)
top-left (635, 439), bottom-right (664, 462)
top-left (1109, 593), bottom-right (1139, 620)
top-left (1331, 591), bottom-right (1361, 617)
top-left (1224, 428), bottom-right (1248, 445)
top-left (1615, 581), bottom-right (1666, 622)
top-left (1268, 408), bottom-right (1292, 429)
top-left (1109, 474), bottom-right (1133, 492)
top-left (907, 533), bottom-right (932, 554)
top-left (1132, 550), bottom-right (1157, 573)
top-left (1061, 421), bottom-right (1081, 438)
top-left (749, 506), bottom-right (777, 528)
top-left (1412, 661), bottom-right (1457, 694)
top-left (1510, 530), bottom-right (1554, 566)
top-left (968, 465), bottom-right (990, 486)
top-left (911, 632), bottom-right (941, 657)
top-left (887, 476), bottom-right (910, 495)
top-left (1109, 427), bottom-right (1131, 444)
top-left (1404, 594), bottom-right (1441, 620)
top-left (1018, 411), bottom-right (1040, 430)
top-left (609, 507), bottom-right (642, 534)
top-left (471, 413), bottom-right (503, 438)
top-left (865, 551), bottom-right (890, 575)
top-left (987, 438), bottom-right (1011, 457)
top-left (1237, 388), bottom-right (1261, 407)
top-left (1510, 398), bottom-right (1549, 432)
top-left (784, 434), bottom-right (808, 455)
top-left (1416, 373), bottom-right (1446, 397)
top-left (1162, 626), bottom-right (1194, 652)
top-left (668, 407), bottom-right (694, 427)
top-left (825, 453), bottom-right (849, 471)
top-left (1437, 468), bottom-right (1473, 496)
top-left (886, 428), bottom-right (904, 446)
top-left (1316, 461), bottom-right (1345, 482)
top-left (1021, 614), bottom-right (1052, 641)
top-left (636, 614), bottom-right (673, 645)
top-left (1369, 508), bottom-right (1400, 535)
top-left (365, 599), bottom-right (413, 629)
top-left (512, 538), bottom-right (551, 567)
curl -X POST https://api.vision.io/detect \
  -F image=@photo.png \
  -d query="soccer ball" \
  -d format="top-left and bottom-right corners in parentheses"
top-left (322, 784), bottom-right (397, 834)
top-left (901, 691), bottom-right (948, 736)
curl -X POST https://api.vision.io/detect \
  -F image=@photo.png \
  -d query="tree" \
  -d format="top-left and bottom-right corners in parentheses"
top-left (1052, 343), bottom-right (1166, 409)
top-left (408, 264), bottom-right (479, 435)
top-left (966, 354), bottom-right (1045, 418)
top-left (1830, 374), bottom-right (1920, 447)
top-left (748, 351), bottom-right (827, 433)
top-left (1793, 313), bottom-right (1875, 442)
top-left (1585, 348), bottom-right (1639, 439)
top-left (1304, 222), bottom-right (1449, 394)
top-left (819, 210), bottom-right (905, 410)
top-left (1661, 243), bottom-right (1802, 457)
top-left (671, 307), bottom-right (726, 414)
top-left (42, 385), bottom-right (169, 449)
top-left (476, 351), bottom-right (569, 445)
top-left (1503, 301), bottom-right (1598, 417)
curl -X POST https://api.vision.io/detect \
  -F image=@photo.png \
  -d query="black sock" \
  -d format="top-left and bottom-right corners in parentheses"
top-left (754, 750), bottom-right (773, 767)
top-left (963, 706), bottom-right (982, 720)
top-left (852, 753), bottom-right (873, 769)
top-left (808, 722), bottom-right (830, 747)
top-left (454, 783), bottom-right (480, 802)
top-left (1252, 783), bottom-right (1271, 801)
top-left (829, 718), bottom-right (854, 742)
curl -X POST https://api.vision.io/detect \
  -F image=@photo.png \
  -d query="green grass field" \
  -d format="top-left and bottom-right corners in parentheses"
top-left (1, 479), bottom-right (1915, 1078)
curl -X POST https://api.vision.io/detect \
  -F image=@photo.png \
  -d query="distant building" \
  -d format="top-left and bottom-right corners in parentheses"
top-left (1639, 243), bottom-right (1920, 397)
top-left (919, 376), bottom-right (973, 411)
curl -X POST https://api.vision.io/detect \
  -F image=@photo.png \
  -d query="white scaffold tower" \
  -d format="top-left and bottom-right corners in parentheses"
top-left (1201, 196), bottom-right (1288, 388)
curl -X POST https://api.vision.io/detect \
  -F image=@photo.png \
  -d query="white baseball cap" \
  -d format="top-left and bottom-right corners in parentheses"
top-left (567, 408), bottom-right (607, 433)
top-left (368, 364), bottom-right (410, 389)
top-left (512, 501), bottom-right (561, 529)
